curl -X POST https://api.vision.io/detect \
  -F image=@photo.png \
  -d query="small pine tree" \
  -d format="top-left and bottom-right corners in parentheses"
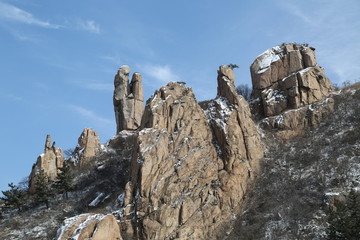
top-left (34, 170), bottom-right (54, 208)
top-left (0, 183), bottom-right (27, 211)
top-left (54, 163), bottom-right (74, 199)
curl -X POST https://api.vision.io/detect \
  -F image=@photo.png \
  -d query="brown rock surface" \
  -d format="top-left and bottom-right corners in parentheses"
top-left (70, 128), bottom-right (101, 166)
top-left (113, 65), bottom-right (144, 133)
top-left (250, 43), bottom-right (334, 138)
top-left (250, 43), bottom-right (333, 117)
top-left (29, 135), bottom-right (64, 193)
top-left (56, 213), bottom-right (122, 240)
top-left (119, 66), bottom-right (263, 239)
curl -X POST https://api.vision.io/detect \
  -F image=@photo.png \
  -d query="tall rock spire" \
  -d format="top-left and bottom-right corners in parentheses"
top-left (113, 65), bottom-right (144, 133)
top-left (28, 135), bottom-right (64, 193)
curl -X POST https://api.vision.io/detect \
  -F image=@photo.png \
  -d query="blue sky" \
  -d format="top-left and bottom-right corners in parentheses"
top-left (0, 0), bottom-right (359, 192)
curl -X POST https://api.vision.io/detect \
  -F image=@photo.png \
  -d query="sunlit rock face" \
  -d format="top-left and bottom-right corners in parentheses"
top-left (250, 43), bottom-right (334, 138)
top-left (119, 66), bottom-right (264, 239)
top-left (29, 135), bottom-right (64, 193)
top-left (113, 65), bottom-right (144, 133)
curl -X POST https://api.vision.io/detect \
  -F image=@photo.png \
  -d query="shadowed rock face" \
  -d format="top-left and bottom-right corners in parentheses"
top-left (29, 135), bottom-right (64, 193)
top-left (113, 65), bottom-right (144, 133)
top-left (119, 66), bottom-right (264, 239)
top-left (250, 43), bottom-right (334, 138)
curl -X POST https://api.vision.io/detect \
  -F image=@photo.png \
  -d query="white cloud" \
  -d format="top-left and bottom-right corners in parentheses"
top-left (86, 83), bottom-right (113, 91)
top-left (0, 93), bottom-right (23, 101)
top-left (0, 2), bottom-right (60, 28)
top-left (77, 19), bottom-right (100, 34)
top-left (140, 64), bottom-right (180, 82)
top-left (68, 105), bottom-right (113, 125)
top-left (276, 0), bottom-right (360, 83)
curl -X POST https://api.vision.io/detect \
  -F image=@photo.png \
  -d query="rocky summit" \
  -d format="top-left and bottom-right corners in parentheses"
top-left (250, 43), bottom-right (334, 138)
top-left (4, 43), bottom-right (359, 240)
top-left (29, 135), bottom-right (64, 193)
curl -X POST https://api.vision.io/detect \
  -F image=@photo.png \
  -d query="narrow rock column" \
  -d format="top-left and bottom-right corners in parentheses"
top-left (113, 65), bottom-right (144, 133)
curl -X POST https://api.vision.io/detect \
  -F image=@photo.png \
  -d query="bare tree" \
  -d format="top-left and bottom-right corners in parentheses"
top-left (236, 84), bottom-right (252, 101)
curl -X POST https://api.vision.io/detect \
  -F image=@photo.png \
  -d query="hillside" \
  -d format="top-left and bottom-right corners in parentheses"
top-left (228, 84), bottom-right (360, 239)
top-left (1, 43), bottom-right (359, 239)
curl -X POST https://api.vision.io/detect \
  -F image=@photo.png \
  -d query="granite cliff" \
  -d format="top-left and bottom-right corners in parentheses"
top-left (2, 43), bottom-right (347, 240)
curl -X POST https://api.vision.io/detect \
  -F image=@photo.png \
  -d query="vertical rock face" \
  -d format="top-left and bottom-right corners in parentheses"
top-left (113, 65), bottom-right (144, 133)
top-left (70, 128), bottom-right (101, 166)
top-left (29, 135), bottom-right (64, 193)
top-left (120, 66), bottom-right (263, 239)
top-left (250, 43), bottom-right (333, 117)
top-left (250, 43), bottom-right (334, 138)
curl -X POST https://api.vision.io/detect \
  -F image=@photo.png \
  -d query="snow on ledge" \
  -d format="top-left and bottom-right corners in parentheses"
top-left (256, 46), bottom-right (282, 74)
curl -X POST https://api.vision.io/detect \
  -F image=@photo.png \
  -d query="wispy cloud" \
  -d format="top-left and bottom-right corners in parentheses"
top-left (77, 19), bottom-right (100, 34)
top-left (86, 83), bottom-right (113, 91)
top-left (0, 2), bottom-right (60, 28)
top-left (69, 105), bottom-right (113, 125)
top-left (140, 64), bottom-right (180, 82)
top-left (276, 0), bottom-right (360, 83)
top-left (0, 92), bottom-right (23, 101)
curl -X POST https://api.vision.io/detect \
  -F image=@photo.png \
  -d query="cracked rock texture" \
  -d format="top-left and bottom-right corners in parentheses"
top-left (250, 43), bottom-right (334, 138)
top-left (29, 135), bottom-right (64, 193)
top-left (113, 65), bottom-right (144, 133)
top-left (70, 128), bottom-right (101, 166)
top-left (120, 66), bottom-right (263, 239)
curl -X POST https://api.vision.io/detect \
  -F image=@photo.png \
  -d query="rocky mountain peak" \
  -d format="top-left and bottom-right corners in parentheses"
top-left (29, 135), bottom-right (64, 193)
top-left (250, 43), bottom-right (334, 138)
top-left (115, 66), bottom-right (264, 239)
top-left (70, 128), bottom-right (101, 166)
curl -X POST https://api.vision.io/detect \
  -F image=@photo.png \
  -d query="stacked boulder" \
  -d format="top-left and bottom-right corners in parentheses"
top-left (250, 43), bottom-right (334, 137)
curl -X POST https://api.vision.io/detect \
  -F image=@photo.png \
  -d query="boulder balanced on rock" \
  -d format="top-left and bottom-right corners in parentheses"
top-left (113, 65), bottom-right (144, 133)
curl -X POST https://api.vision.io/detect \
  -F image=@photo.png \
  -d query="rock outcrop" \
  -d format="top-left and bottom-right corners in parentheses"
top-left (250, 43), bottom-right (334, 137)
top-left (119, 66), bottom-right (264, 239)
top-left (29, 135), bottom-right (64, 193)
top-left (56, 213), bottom-right (122, 240)
top-left (113, 65), bottom-right (144, 133)
top-left (251, 43), bottom-right (332, 117)
top-left (70, 128), bottom-right (101, 166)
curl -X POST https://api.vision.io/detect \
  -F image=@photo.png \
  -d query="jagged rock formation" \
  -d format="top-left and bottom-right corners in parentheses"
top-left (70, 128), bottom-right (101, 166)
top-left (113, 65), bottom-right (144, 133)
top-left (250, 43), bottom-right (334, 138)
top-left (29, 135), bottom-right (64, 193)
top-left (56, 213), bottom-right (122, 240)
top-left (118, 65), bottom-right (264, 239)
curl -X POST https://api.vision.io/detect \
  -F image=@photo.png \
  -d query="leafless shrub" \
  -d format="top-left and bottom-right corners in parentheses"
top-left (236, 84), bottom-right (252, 101)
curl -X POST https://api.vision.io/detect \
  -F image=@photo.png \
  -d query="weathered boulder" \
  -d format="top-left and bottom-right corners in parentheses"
top-left (250, 43), bottom-right (333, 117)
top-left (70, 128), bottom-right (101, 166)
top-left (29, 135), bottom-right (64, 193)
top-left (250, 43), bottom-right (334, 138)
top-left (113, 65), bottom-right (144, 133)
top-left (56, 213), bottom-right (122, 240)
top-left (119, 66), bottom-right (263, 239)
